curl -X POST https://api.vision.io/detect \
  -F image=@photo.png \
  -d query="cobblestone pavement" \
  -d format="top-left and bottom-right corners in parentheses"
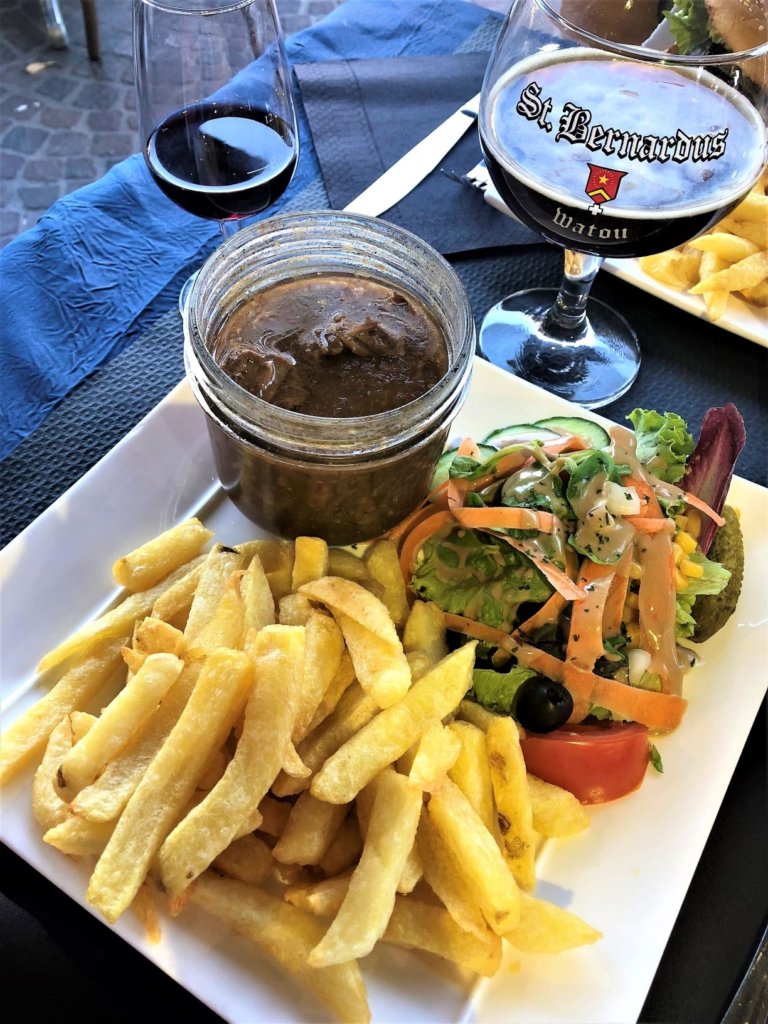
top-left (0, 0), bottom-right (506, 248)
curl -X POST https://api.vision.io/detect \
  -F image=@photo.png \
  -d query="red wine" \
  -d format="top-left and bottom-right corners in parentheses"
top-left (479, 51), bottom-right (766, 258)
top-left (146, 102), bottom-right (296, 220)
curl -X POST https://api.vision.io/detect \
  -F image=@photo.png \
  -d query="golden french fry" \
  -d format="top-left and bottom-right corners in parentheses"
top-left (1, 638), bottom-right (126, 784)
top-left (183, 545), bottom-right (245, 643)
top-left (448, 720), bottom-right (500, 839)
top-left (87, 648), bottom-right (252, 923)
top-left (59, 653), bottom-right (183, 795)
top-left (32, 712), bottom-right (95, 831)
top-left (278, 593), bottom-right (313, 626)
top-left (416, 808), bottom-right (490, 941)
top-left (317, 816), bottom-right (364, 877)
top-left (427, 776), bottom-right (520, 935)
top-left (405, 721), bottom-right (461, 792)
top-left (272, 683), bottom-right (378, 799)
top-left (286, 877), bottom-right (501, 977)
top-left (733, 191), bottom-right (768, 223)
top-left (405, 650), bottom-right (432, 682)
top-left (188, 573), bottom-right (245, 654)
top-left (303, 651), bottom-right (356, 736)
top-left (703, 287), bottom-right (729, 322)
top-left (690, 251), bottom-right (768, 294)
top-left (112, 519), bottom-right (212, 591)
top-left (291, 536), bottom-right (329, 590)
top-left (272, 792), bottom-right (349, 866)
top-left (293, 611), bottom-right (345, 742)
top-left (638, 249), bottom-right (700, 291)
top-left (196, 747), bottom-right (229, 792)
top-left (213, 833), bottom-right (274, 886)
top-left (71, 662), bottom-right (199, 822)
top-left (687, 232), bottom-right (759, 262)
top-left (300, 577), bottom-right (411, 708)
top-left (282, 741), bottom-right (311, 779)
top-left (132, 617), bottom-right (185, 659)
top-left (150, 559), bottom-right (205, 623)
top-left (132, 882), bottom-right (162, 943)
top-left (505, 892), bottom-right (602, 954)
top-left (403, 600), bottom-right (449, 667)
top-left (37, 558), bottom-right (200, 674)
top-left (254, 539), bottom-right (295, 602)
top-left (158, 629), bottom-right (301, 898)
top-left (455, 698), bottom-right (498, 732)
top-left (311, 643), bottom-right (477, 805)
top-left (363, 539), bottom-right (410, 629)
top-left (486, 716), bottom-right (536, 892)
top-left (309, 769), bottom-right (422, 966)
top-left (740, 280), bottom-right (768, 305)
top-left (722, 219), bottom-right (768, 248)
top-left (190, 873), bottom-right (370, 1024)
top-left (327, 548), bottom-right (370, 583)
top-left (240, 554), bottom-right (275, 641)
top-left (528, 774), bottom-right (590, 837)
top-left (44, 815), bottom-right (115, 856)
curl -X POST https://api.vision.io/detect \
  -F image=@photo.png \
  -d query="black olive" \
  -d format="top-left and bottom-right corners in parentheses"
top-left (515, 676), bottom-right (573, 733)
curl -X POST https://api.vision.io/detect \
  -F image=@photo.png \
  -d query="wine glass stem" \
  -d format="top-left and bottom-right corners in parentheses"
top-left (545, 250), bottom-right (604, 334)
top-left (219, 218), bottom-right (242, 241)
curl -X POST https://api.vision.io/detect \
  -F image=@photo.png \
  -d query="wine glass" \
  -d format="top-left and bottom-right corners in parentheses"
top-left (133, 0), bottom-right (298, 306)
top-left (477, 0), bottom-right (767, 408)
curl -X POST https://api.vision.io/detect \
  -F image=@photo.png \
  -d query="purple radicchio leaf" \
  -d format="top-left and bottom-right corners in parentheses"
top-left (681, 404), bottom-right (746, 554)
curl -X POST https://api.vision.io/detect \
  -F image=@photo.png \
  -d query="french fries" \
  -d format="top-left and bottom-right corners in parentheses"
top-left (4, 524), bottom-right (602, 1023)
top-left (639, 171), bottom-right (768, 321)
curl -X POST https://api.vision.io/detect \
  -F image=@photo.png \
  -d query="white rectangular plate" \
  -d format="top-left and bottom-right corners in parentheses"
top-left (604, 257), bottom-right (768, 347)
top-left (2, 358), bottom-right (766, 1024)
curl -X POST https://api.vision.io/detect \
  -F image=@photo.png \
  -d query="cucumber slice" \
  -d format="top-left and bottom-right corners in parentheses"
top-left (482, 423), bottom-right (561, 446)
top-left (431, 444), bottom-right (496, 490)
top-left (534, 416), bottom-right (610, 449)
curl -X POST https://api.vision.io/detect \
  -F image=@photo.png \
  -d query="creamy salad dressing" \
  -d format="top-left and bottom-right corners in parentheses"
top-left (569, 471), bottom-right (635, 563)
top-left (637, 528), bottom-right (685, 696)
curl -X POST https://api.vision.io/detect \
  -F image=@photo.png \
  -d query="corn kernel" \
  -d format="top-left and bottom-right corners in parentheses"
top-left (625, 592), bottom-right (640, 610)
top-left (625, 622), bottom-right (641, 648)
top-left (674, 569), bottom-right (689, 593)
top-left (629, 561), bottom-right (643, 580)
top-left (687, 509), bottom-right (702, 538)
top-left (672, 542), bottom-right (685, 565)
top-left (676, 531), bottom-right (697, 555)
top-left (674, 515), bottom-right (689, 531)
top-left (732, 506), bottom-right (741, 521)
top-left (681, 558), bottom-right (705, 579)
top-left (622, 605), bottom-right (638, 623)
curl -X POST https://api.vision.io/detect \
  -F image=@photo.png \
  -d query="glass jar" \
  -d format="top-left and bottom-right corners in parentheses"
top-left (183, 210), bottom-right (475, 545)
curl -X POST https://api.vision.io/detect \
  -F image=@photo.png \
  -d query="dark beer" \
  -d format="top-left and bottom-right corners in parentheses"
top-left (479, 50), bottom-right (766, 257)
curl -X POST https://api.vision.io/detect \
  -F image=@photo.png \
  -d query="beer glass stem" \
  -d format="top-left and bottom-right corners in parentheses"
top-left (546, 250), bottom-right (602, 333)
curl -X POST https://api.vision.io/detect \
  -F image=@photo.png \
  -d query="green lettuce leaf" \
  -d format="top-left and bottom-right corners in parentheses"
top-left (681, 551), bottom-right (731, 596)
top-left (627, 409), bottom-right (695, 484)
top-left (663, 0), bottom-right (719, 55)
top-left (468, 664), bottom-right (537, 715)
top-left (410, 527), bottom-right (551, 632)
top-left (675, 591), bottom-right (697, 639)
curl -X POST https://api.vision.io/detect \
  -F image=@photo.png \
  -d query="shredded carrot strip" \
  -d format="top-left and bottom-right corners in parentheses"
top-left (457, 437), bottom-right (481, 459)
top-left (446, 478), bottom-right (467, 511)
top-left (398, 510), bottom-right (454, 580)
top-left (602, 549), bottom-right (632, 639)
top-left (452, 506), bottom-right (556, 534)
top-left (624, 475), bottom-right (663, 520)
top-left (516, 592), bottom-right (568, 638)
top-left (629, 518), bottom-right (673, 534)
top-left (567, 559), bottom-right (616, 671)
top-left (493, 534), bottom-right (585, 601)
top-left (684, 491), bottom-right (726, 527)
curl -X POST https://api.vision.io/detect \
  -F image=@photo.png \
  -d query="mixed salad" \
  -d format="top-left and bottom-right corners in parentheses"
top-left (390, 405), bottom-right (746, 803)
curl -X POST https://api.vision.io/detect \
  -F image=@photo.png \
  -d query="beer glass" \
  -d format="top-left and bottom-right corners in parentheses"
top-left (478, 0), bottom-right (767, 407)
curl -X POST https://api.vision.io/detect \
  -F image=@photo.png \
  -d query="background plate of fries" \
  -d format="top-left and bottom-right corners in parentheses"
top-left (1, 360), bottom-right (767, 1024)
top-left (604, 172), bottom-right (768, 346)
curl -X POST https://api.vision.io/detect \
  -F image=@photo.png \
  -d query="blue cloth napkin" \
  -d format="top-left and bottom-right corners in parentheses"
top-left (0, 0), bottom-right (493, 460)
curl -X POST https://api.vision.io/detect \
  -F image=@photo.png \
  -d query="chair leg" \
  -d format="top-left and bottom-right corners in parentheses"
top-left (81, 0), bottom-right (101, 62)
top-left (40, 0), bottom-right (68, 49)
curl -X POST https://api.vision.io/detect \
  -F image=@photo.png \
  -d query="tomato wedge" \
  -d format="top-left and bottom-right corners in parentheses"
top-left (520, 722), bottom-right (650, 804)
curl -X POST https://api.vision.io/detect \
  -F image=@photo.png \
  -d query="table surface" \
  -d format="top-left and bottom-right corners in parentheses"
top-left (1, 2), bottom-right (766, 1022)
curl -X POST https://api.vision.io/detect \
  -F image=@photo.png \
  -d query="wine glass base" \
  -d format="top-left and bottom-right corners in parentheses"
top-left (478, 288), bottom-right (641, 409)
